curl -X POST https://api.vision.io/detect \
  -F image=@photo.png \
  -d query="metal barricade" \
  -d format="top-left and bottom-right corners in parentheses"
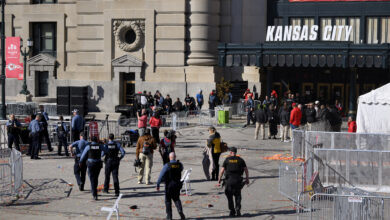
top-left (314, 148), bottom-right (390, 191)
top-left (299, 191), bottom-right (390, 220)
top-left (292, 129), bottom-right (305, 159)
top-left (0, 148), bottom-right (23, 203)
top-left (279, 162), bottom-right (301, 203)
top-left (291, 130), bottom-right (390, 160)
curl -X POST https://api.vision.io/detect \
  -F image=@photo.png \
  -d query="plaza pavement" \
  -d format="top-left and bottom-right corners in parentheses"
top-left (0, 124), bottom-right (297, 220)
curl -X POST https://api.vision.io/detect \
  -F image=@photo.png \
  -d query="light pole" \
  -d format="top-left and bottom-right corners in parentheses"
top-left (19, 38), bottom-right (32, 95)
top-left (0, 0), bottom-right (6, 120)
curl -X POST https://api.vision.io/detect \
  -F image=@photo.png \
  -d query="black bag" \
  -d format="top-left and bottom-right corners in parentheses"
top-left (133, 159), bottom-right (142, 167)
top-left (142, 140), bottom-right (152, 155)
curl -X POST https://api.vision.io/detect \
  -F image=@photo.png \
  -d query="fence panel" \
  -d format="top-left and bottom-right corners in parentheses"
top-left (314, 148), bottom-right (390, 190)
top-left (302, 193), bottom-right (390, 220)
top-left (292, 129), bottom-right (305, 159)
top-left (0, 148), bottom-right (23, 203)
top-left (279, 162), bottom-right (305, 204)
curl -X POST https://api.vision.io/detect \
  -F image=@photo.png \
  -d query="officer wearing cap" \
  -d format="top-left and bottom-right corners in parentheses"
top-left (56, 115), bottom-right (69, 156)
top-left (218, 147), bottom-right (249, 217)
top-left (71, 109), bottom-right (85, 142)
top-left (79, 136), bottom-right (106, 200)
top-left (69, 132), bottom-right (89, 191)
top-left (37, 105), bottom-right (53, 152)
top-left (156, 152), bottom-right (186, 220)
top-left (6, 114), bottom-right (21, 151)
top-left (103, 133), bottom-right (125, 197)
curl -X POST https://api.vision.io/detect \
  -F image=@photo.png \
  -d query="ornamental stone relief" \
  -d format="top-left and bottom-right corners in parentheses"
top-left (113, 19), bottom-right (145, 52)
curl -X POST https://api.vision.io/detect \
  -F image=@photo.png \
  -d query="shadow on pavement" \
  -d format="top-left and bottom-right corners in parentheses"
top-left (5, 178), bottom-right (72, 206)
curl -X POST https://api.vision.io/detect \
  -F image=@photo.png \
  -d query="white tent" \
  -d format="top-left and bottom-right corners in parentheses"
top-left (356, 83), bottom-right (390, 134)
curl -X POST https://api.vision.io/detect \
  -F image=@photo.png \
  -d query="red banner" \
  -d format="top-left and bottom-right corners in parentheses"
top-left (290, 0), bottom-right (390, 2)
top-left (5, 37), bottom-right (23, 79)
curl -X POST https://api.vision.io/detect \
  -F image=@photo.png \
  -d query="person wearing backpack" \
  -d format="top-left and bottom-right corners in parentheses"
top-left (136, 128), bottom-right (157, 185)
top-left (159, 130), bottom-right (176, 164)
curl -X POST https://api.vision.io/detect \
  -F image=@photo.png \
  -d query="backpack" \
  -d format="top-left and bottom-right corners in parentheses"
top-left (142, 138), bottom-right (152, 155)
top-left (209, 95), bottom-right (216, 104)
top-left (220, 142), bottom-right (228, 153)
top-left (163, 138), bottom-right (172, 154)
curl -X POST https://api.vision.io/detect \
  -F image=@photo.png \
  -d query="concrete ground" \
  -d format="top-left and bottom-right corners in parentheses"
top-left (0, 124), bottom-right (297, 220)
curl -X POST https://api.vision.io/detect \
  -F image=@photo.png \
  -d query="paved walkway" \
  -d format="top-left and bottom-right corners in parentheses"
top-left (0, 125), bottom-right (297, 219)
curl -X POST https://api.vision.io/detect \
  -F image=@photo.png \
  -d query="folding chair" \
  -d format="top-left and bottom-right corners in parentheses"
top-left (101, 194), bottom-right (123, 220)
top-left (181, 168), bottom-right (192, 196)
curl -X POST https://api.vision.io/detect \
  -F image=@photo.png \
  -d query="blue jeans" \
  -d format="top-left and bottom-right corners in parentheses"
top-left (290, 124), bottom-right (298, 130)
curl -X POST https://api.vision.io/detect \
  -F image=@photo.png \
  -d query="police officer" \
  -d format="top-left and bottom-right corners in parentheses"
top-left (103, 133), bottom-right (125, 197)
top-left (218, 147), bottom-right (249, 217)
top-left (6, 114), bottom-right (21, 151)
top-left (157, 152), bottom-right (186, 220)
top-left (79, 136), bottom-right (106, 200)
top-left (37, 105), bottom-right (53, 152)
top-left (56, 116), bottom-right (69, 156)
top-left (71, 109), bottom-right (85, 141)
top-left (69, 133), bottom-right (89, 191)
top-left (28, 115), bottom-right (42, 159)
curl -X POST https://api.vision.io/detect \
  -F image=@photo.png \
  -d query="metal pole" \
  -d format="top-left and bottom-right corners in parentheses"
top-left (19, 47), bottom-right (30, 95)
top-left (0, 0), bottom-right (6, 120)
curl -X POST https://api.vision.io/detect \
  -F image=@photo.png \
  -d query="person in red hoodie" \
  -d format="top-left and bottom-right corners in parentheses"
top-left (149, 113), bottom-right (163, 144)
top-left (348, 116), bottom-right (357, 133)
top-left (289, 103), bottom-right (302, 130)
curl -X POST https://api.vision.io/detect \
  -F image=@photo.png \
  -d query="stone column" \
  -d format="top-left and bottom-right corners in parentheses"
top-left (187, 0), bottom-right (220, 66)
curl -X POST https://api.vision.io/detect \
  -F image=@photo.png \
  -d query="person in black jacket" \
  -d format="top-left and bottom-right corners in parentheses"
top-left (327, 105), bottom-right (342, 132)
top-left (267, 104), bottom-right (278, 139)
top-left (305, 103), bottom-right (317, 131)
top-left (279, 105), bottom-right (290, 142)
top-left (254, 105), bottom-right (267, 140)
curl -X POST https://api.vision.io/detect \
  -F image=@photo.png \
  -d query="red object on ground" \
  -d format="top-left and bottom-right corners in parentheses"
top-left (348, 121), bottom-right (357, 133)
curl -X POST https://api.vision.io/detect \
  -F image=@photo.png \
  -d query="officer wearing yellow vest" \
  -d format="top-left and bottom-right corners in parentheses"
top-left (156, 152), bottom-right (186, 220)
top-left (218, 147), bottom-right (249, 217)
top-left (207, 126), bottom-right (221, 181)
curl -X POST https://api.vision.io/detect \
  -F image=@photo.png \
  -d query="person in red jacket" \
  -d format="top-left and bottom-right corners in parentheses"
top-left (348, 116), bottom-right (357, 133)
top-left (289, 103), bottom-right (302, 130)
top-left (149, 113), bottom-right (163, 144)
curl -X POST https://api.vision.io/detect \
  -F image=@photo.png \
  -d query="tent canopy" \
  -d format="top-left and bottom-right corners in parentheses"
top-left (357, 83), bottom-right (390, 134)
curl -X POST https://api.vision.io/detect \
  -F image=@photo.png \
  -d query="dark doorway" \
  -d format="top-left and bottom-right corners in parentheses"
top-left (122, 72), bottom-right (136, 105)
top-left (37, 71), bottom-right (49, 96)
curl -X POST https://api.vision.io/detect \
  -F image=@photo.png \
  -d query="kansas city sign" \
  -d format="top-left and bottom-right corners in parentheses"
top-left (266, 25), bottom-right (352, 42)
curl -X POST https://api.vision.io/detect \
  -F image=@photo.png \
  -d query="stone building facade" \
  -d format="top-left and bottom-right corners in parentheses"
top-left (3, 0), bottom-right (266, 112)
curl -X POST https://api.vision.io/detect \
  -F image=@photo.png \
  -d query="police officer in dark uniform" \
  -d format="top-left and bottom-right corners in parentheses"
top-left (79, 136), bottom-right (106, 200)
top-left (56, 116), bottom-right (69, 156)
top-left (69, 133), bottom-right (89, 191)
top-left (157, 152), bottom-right (186, 220)
top-left (37, 105), bottom-right (53, 152)
top-left (103, 133), bottom-right (125, 197)
top-left (6, 114), bottom-right (21, 151)
top-left (218, 147), bottom-right (249, 217)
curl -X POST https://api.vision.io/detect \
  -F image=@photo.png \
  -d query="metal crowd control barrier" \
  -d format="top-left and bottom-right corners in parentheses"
top-left (314, 148), bottom-right (390, 191)
top-left (0, 148), bottom-right (23, 203)
top-left (298, 190), bottom-right (390, 220)
top-left (291, 130), bottom-right (390, 160)
top-left (279, 162), bottom-right (301, 203)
